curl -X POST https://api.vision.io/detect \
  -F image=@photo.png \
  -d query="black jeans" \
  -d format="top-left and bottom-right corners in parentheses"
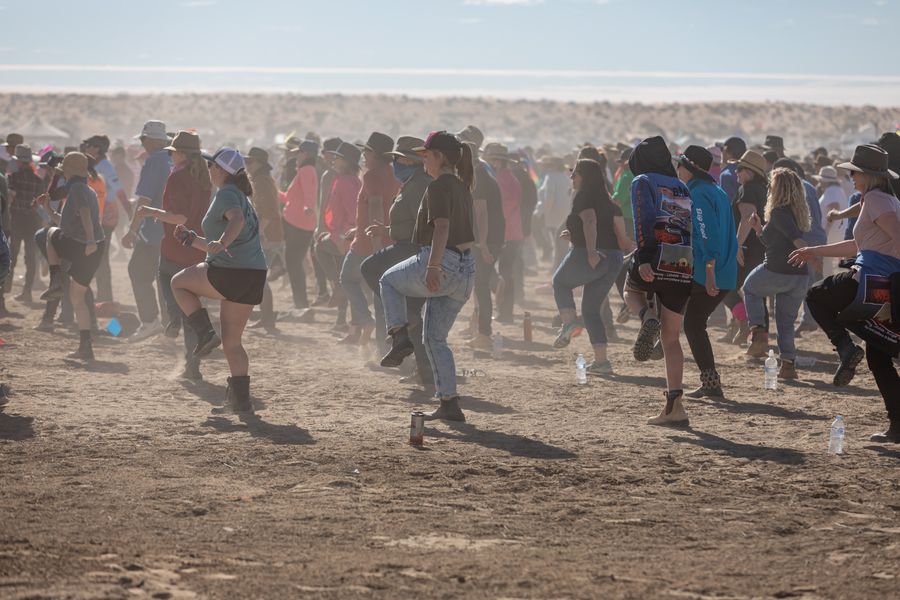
top-left (807, 271), bottom-right (900, 423)
top-left (497, 240), bottom-right (522, 320)
top-left (314, 240), bottom-right (347, 325)
top-left (361, 242), bottom-right (433, 383)
top-left (9, 208), bottom-right (39, 294)
top-left (474, 249), bottom-right (500, 336)
top-left (34, 227), bottom-right (96, 328)
top-left (128, 241), bottom-right (163, 324)
top-left (283, 221), bottom-right (314, 309)
top-left (684, 283), bottom-right (729, 373)
top-left (158, 256), bottom-right (198, 355)
top-left (94, 224), bottom-right (117, 302)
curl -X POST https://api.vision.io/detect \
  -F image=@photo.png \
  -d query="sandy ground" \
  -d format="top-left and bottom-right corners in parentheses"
top-left (1, 250), bottom-right (899, 600)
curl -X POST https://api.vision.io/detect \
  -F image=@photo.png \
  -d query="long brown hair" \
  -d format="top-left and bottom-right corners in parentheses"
top-left (436, 143), bottom-right (475, 192)
top-left (224, 171), bottom-right (253, 197)
top-left (185, 152), bottom-right (212, 194)
top-left (766, 168), bottom-right (810, 233)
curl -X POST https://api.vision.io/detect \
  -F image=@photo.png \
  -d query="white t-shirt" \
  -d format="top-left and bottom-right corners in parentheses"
top-left (819, 184), bottom-right (848, 244)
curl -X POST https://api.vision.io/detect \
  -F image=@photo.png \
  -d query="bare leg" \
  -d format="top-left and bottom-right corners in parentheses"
top-left (624, 289), bottom-right (649, 316)
top-left (46, 228), bottom-right (60, 266)
top-left (220, 299), bottom-right (253, 376)
top-left (660, 305), bottom-right (684, 392)
top-left (171, 263), bottom-right (224, 315)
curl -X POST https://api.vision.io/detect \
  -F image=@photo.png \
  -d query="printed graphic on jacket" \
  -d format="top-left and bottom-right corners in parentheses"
top-left (838, 265), bottom-right (900, 357)
top-left (653, 186), bottom-right (693, 281)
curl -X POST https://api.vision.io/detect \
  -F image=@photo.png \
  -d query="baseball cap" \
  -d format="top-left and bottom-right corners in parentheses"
top-left (413, 131), bottom-right (463, 156)
top-left (202, 147), bottom-right (246, 175)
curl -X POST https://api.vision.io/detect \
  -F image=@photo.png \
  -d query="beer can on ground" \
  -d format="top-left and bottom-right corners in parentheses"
top-left (409, 412), bottom-right (425, 446)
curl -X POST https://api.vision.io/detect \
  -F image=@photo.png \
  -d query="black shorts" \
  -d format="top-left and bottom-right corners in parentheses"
top-left (625, 259), bottom-right (692, 314)
top-left (51, 231), bottom-right (104, 287)
top-left (206, 264), bottom-right (267, 305)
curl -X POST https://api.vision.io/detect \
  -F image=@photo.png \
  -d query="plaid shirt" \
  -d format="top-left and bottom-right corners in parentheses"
top-left (8, 166), bottom-right (43, 212)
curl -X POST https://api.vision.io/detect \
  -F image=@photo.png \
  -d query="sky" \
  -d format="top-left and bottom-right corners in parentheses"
top-left (1, 0), bottom-right (899, 105)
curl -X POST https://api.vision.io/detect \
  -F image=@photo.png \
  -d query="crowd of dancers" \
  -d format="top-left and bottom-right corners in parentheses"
top-left (0, 122), bottom-right (898, 441)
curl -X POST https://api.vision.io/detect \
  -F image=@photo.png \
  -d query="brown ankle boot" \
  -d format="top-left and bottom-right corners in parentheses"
top-left (648, 390), bottom-right (689, 427)
top-left (746, 327), bottom-right (769, 358)
top-left (778, 360), bottom-right (798, 380)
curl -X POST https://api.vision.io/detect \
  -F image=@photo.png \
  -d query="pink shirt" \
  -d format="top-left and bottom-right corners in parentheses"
top-left (324, 173), bottom-right (361, 240)
top-left (279, 164), bottom-right (318, 231)
top-left (497, 168), bottom-right (524, 242)
top-left (854, 189), bottom-right (900, 259)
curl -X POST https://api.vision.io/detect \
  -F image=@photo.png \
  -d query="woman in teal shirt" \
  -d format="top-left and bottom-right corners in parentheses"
top-left (171, 148), bottom-right (267, 413)
top-left (676, 146), bottom-right (738, 399)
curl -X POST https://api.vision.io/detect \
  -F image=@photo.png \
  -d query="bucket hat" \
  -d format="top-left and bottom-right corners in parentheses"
top-left (134, 120), bottom-right (169, 141)
top-left (164, 131), bottom-right (202, 154)
top-left (837, 144), bottom-right (899, 179)
top-left (387, 136), bottom-right (426, 161)
top-left (729, 150), bottom-right (768, 179)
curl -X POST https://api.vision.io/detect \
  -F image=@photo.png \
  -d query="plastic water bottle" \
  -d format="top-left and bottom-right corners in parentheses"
top-left (492, 332), bottom-right (503, 359)
top-left (764, 349), bottom-right (778, 390)
top-left (575, 353), bottom-right (587, 385)
top-left (828, 416), bottom-right (845, 454)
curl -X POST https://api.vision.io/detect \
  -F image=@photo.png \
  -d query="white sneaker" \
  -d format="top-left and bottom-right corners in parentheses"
top-left (129, 320), bottom-right (163, 343)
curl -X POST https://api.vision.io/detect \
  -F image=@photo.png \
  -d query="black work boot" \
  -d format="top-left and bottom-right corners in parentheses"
top-left (184, 308), bottom-right (221, 357)
top-left (834, 337), bottom-right (865, 387)
top-left (380, 325), bottom-right (414, 368)
top-left (67, 330), bottom-right (95, 361)
top-left (425, 396), bottom-right (466, 422)
top-left (213, 376), bottom-right (253, 414)
top-left (179, 357), bottom-right (203, 383)
top-left (40, 265), bottom-right (65, 301)
top-left (686, 369), bottom-right (724, 399)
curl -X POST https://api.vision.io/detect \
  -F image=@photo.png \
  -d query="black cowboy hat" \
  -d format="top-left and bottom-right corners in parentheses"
top-left (838, 144), bottom-right (899, 179)
top-left (762, 135), bottom-right (785, 152)
top-left (356, 132), bottom-right (394, 157)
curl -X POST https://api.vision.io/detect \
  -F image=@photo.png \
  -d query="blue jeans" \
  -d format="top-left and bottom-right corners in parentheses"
top-left (552, 247), bottom-right (624, 345)
top-left (361, 241), bottom-right (420, 354)
top-left (339, 249), bottom-right (373, 327)
top-left (742, 264), bottom-right (808, 361)
top-left (381, 247), bottom-right (476, 398)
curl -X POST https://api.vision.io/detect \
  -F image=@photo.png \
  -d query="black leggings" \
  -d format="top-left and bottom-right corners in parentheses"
top-left (474, 250), bottom-right (499, 336)
top-left (497, 240), bottom-right (522, 319)
top-left (283, 221), bottom-right (314, 309)
top-left (684, 283), bottom-right (729, 373)
top-left (806, 271), bottom-right (900, 423)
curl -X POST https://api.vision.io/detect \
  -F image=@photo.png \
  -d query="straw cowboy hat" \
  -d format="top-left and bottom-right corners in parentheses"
top-left (811, 165), bottom-right (839, 184)
top-left (164, 131), bottom-right (202, 154)
top-left (729, 150), bottom-right (768, 178)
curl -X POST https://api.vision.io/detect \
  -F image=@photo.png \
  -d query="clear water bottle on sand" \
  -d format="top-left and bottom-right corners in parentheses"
top-left (829, 416), bottom-right (845, 454)
top-left (492, 332), bottom-right (503, 359)
top-left (764, 350), bottom-right (778, 390)
top-left (575, 353), bottom-right (587, 385)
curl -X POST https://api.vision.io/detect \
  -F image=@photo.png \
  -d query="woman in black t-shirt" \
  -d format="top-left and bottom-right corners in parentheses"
top-left (379, 131), bottom-right (477, 422)
top-left (552, 159), bottom-right (632, 374)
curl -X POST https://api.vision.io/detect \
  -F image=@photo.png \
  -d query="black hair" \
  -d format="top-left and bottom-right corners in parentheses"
top-left (572, 159), bottom-right (612, 205)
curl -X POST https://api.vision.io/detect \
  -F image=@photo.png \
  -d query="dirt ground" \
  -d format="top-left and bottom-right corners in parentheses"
top-left (1, 250), bottom-right (899, 600)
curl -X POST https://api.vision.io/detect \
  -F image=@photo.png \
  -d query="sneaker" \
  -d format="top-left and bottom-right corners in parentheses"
top-left (869, 422), bottom-right (900, 443)
top-left (553, 321), bottom-right (584, 349)
top-left (615, 304), bottom-right (631, 324)
top-left (128, 320), bottom-right (163, 343)
top-left (586, 360), bottom-right (613, 376)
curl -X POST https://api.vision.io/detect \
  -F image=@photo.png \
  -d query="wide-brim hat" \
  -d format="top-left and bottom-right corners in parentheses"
top-left (456, 125), bottom-right (485, 150)
top-left (278, 135), bottom-right (302, 150)
top-left (811, 165), bottom-right (839, 183)
top-left (356, 132), bottom-right (394, 157)
top-left (243, 146), bottom-right (273, 171)
top-left (729, 150), bottom-right (768, 178)
top-left (56, 152), bottom-right (89, 179)
top-left (134, 120), bottom-right (169, 141)
top-left (482, 142), bottom-right (516, 162)
top-left (288, 139), bottom-right (320, 157)
top-left (5, 133), bottom-right (24, 148)
top-left (387, 136), bottom-right (426, 161)
top-left (163, 130), bottom-right (202, 154)
top-left (837, 144), bottom-right (899, 179)
top-left (82, 134), bottom-right (111, 154)
top-left (325, 141), bottom-right (361, 165)
top-left (14, 144), bottom-right (34, 163)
